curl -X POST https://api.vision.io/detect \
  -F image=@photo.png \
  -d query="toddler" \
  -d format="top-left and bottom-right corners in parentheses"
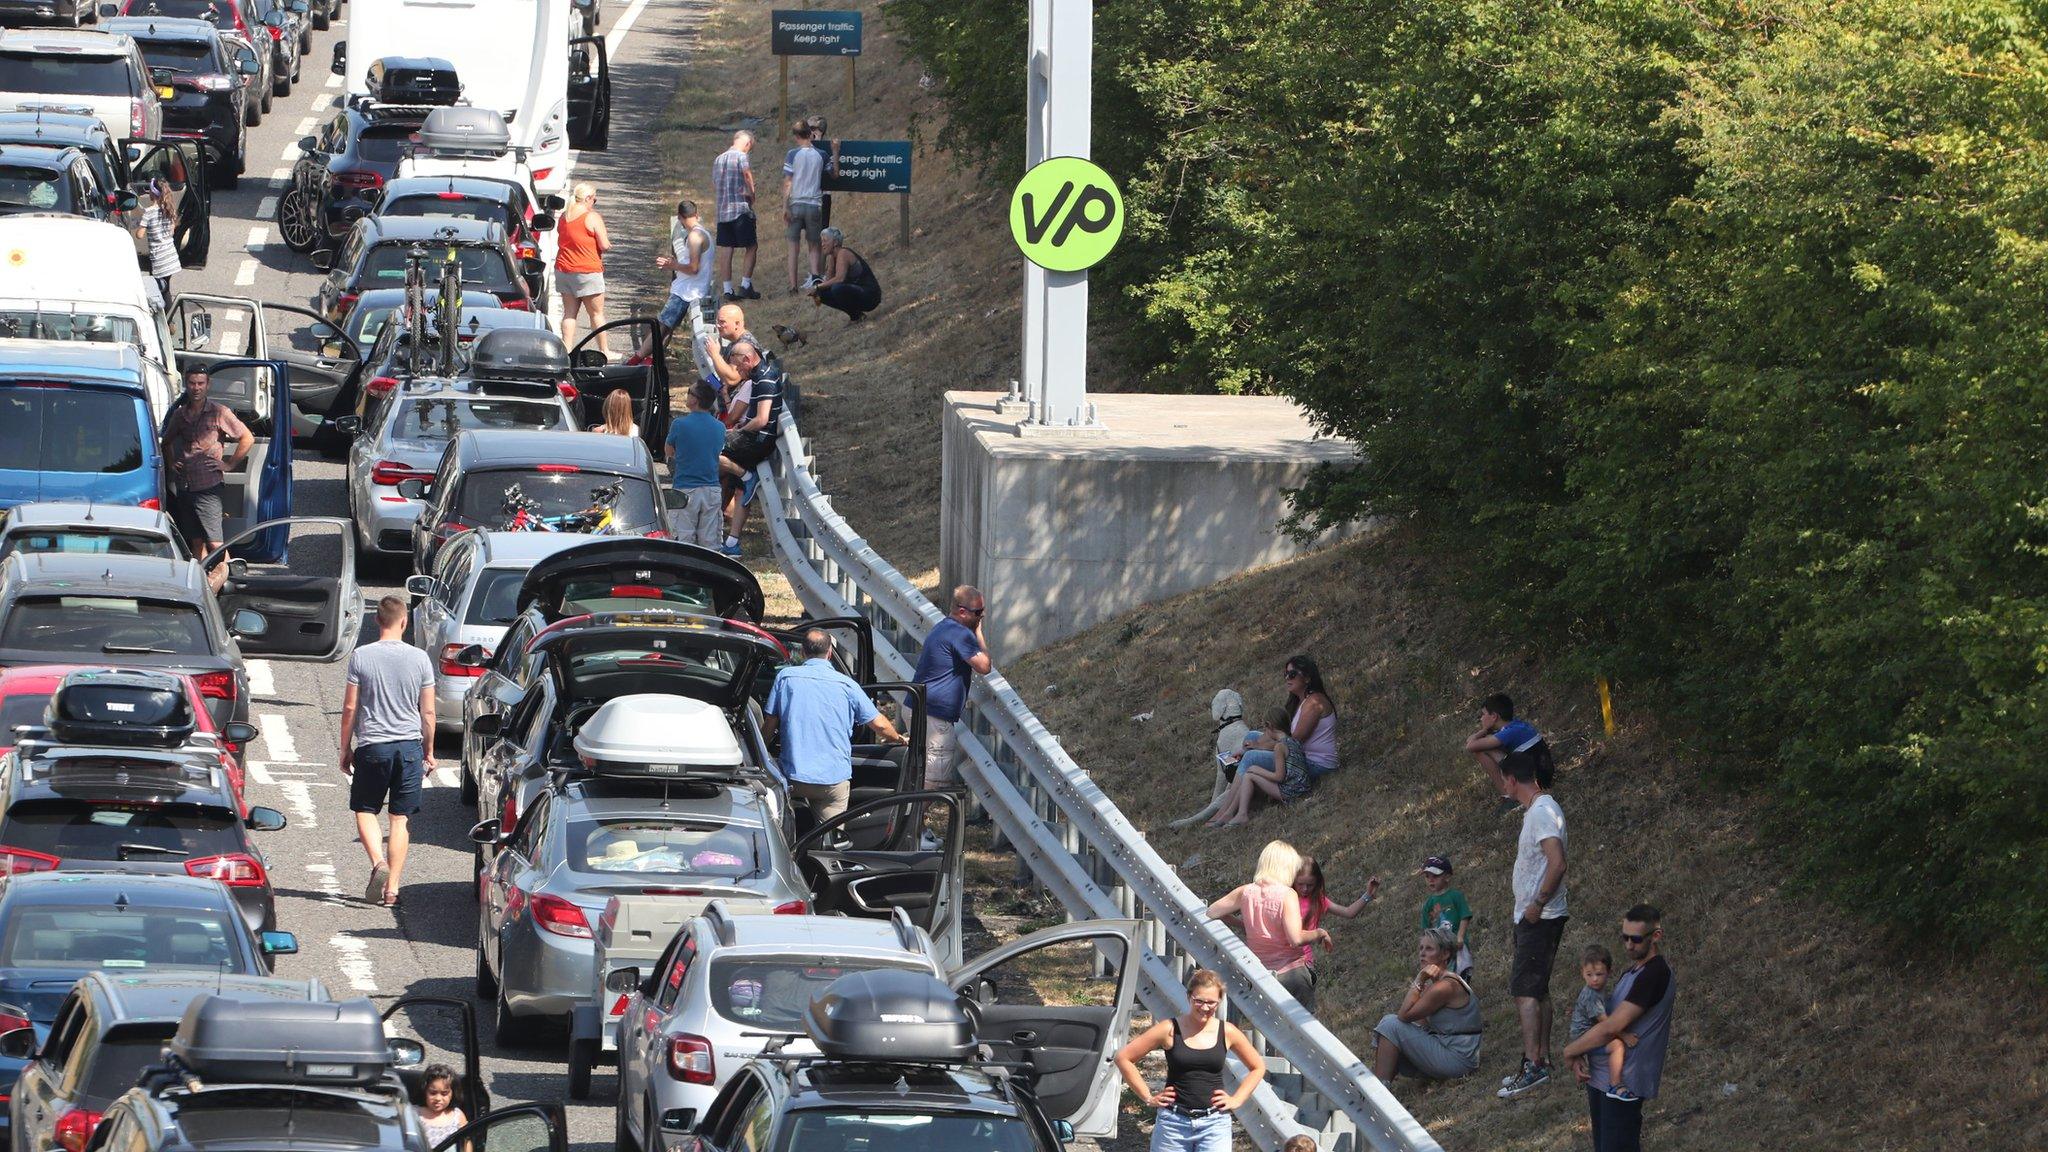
top-left (1568, 945), bottom-right (1638, 1102)
top-left (420, 1063), bottom-right (467, 1146)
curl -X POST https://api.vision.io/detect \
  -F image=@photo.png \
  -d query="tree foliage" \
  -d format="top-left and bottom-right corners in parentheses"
top-left (887, 0), bottom-right (2048, 965)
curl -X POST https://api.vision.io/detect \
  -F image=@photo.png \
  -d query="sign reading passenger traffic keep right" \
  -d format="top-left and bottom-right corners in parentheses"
top-left (1009, 156), bottom-right (1123, 272)
top-left (771, 9), bottom-right (862, 55)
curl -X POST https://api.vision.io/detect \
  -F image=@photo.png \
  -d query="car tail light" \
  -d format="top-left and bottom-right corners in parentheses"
top-left (499, 790), bottom-right (519, 831)
top-left (528, 893), bottom-right (591, 939)
top-left (0, 1010), bottom-right (29, 1033)
top-left (129, 99), bottom-right (144, 136)
top-left (440, 643), bottom-right (488, 677)
top-left (772, 900), bottom-right (808, 915)
top-left (531, 168), bottom-right (553, 184)
top-left (55, 1109), bottom-right (102, 1152)
top-left (0, 846), bottom-right (59, 874)
top-left (667, 1034), bottom-right (714, 1084)
top-left (193, 671), bottom-right (235, 701)
top-left (609, 585), bottom-right (661, 599)
top-left (333, 292), bottom-right (360, 317)
top-left (556, 381), bottom-right (578, 402)
top-left (140, 498), bottom-right (161, 510)
top-left (370, 459), bottom-right (429, 486)
top-left (188, 74), bottom-right (235, 92)
top-left (535, 463), bottom-right (580, 473)
top-left (517, 241), bottom-right (538, 261)
top-left (643, 530), bottom-right (670, 540)
top-left (268, 24), bottom-right (284, 40)
top-left (186, 853), bottom-right (267, 888)
top-left (334, 170), bottom-right (384, 193)
top-left (500, 297), bottom-right (532, 311)
top-left (607, 994), bottom-right (629, 1016)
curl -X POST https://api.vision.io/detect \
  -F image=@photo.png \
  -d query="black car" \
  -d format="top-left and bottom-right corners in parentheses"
top-left (0, 143), bottom-right (117, 219)
top-left (0, 870), bottom-right (298, 1137)
top-left (7, 971), bottom-right (329, 1152)
top-left (276, 101), bottom-right (424, 255)
top-left (82, 995), bottom-right (562, 1152)
top-left (252, 0), bottom-right (303, 89)
top-left (314, 216), bottom-right (537, 321)
top-left (0, 112), bottom-right (212, 269)
top-left (0, 732), bottom-right (291, 931)
top-left (105, 16), bottom-right (256, 186)
top-left (105, 0), bottom-right (276, 115)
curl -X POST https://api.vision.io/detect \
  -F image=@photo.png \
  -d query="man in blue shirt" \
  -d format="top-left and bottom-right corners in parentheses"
top-left (1466, 692), bottom-right (1545, 815)
top-left (663, 382), bottom-right (728, 547)
top-left (764, 630), bottom-right (907, 824)
top-left (912, 585), bottom-right (992, 789)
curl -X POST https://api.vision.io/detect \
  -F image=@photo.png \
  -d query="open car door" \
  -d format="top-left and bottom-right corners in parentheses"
top-left (260, 301), bottom-right (362, 443)
top-left (764, 615), bottom-right (874, 684)
top-left (207, 516), bottom-right (359, 661)
top-left (567, 34), bottom-right (611, 151)
top-left (795, 790), bottom-right (961, 965)
top-left (382, 994), bottom-right (491, 1121)
top-left (571, 319), bottom-right (666, 453)
top-left (123, 138), bottom-right (211, 269)
top-left (173, 356), bottom-right (294, 557)
top-left (167, 294), bottom-right (265, 362)
top-left (948, 920), bottom-right (1143, 1137)
top-left (431, 1104), bottom-right (566, 1152)
top-left (850, 681), bottom-right (925, 807)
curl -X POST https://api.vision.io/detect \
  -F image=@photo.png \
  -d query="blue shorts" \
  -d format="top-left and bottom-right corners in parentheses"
top-left (659, 293), bottom-right (689, 329)
top-left (350, 739), bottom-right (424, 816)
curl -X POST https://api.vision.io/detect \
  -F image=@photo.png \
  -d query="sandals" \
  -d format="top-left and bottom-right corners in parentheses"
top-left (365, 863), bottom-right (388, 904)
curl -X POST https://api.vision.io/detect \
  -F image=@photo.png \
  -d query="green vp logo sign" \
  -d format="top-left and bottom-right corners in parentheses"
top-left (1009, 156), bottom-right (1123, 272)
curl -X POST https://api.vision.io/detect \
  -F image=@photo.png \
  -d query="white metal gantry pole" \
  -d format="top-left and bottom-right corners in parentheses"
top-left (1021, 0), bottom-right (1098, 430)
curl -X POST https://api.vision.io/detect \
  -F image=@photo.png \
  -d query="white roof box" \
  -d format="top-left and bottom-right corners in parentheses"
top-left (572, 694), bottom-right (743, 776)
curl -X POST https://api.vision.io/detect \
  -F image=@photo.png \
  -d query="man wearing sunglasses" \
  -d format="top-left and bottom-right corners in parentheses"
top-left (913, 585), bottom-right (993, 790)
top-left (1562, 905), bottom-right (1675, 1152)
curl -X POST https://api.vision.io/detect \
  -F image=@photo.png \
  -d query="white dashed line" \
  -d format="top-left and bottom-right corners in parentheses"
top-left (330, 932), bottom-right (379, 991)
top-left (235, 259), bottom-right (258, 286)
top-left (246, 226), bottom-right (270, 251)
top-left (325, 71), bottom-right (341, 88)
top-left (248, 658), bottom-right (275, 697)
top-left (257, 712), bottom-right (298, 762)
top-left (245, 760), bottom-right (274, 786)
top-left (280, 141), bottom-right (303, 162)
top-left (256, 196), bottom-right (277, 217)
top-left (270, 166), bottom-right (292, 182)
top-left (278, 780), bottom-right (320, 828)
top-left (294, 116), bottom-right (318, 136)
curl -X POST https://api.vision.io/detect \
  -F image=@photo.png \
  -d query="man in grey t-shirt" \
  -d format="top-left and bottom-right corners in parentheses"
top-left (340, 596), bottom-right (434, 907)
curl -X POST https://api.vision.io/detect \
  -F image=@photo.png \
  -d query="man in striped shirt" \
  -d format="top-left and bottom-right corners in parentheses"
top-left (711, 130), bottom-right (758, 301)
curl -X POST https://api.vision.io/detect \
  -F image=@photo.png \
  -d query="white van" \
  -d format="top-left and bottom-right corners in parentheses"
top-left (336, 0), bottom-right (610, 197)
top-left (0, 215), bottom-right (177, 419)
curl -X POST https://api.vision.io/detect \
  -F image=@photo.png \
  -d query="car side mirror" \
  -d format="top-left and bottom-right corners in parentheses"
top-left (387, 1038), bottom-right (426, 1067)
top-left (394, 477), bottom-right (427, 499)
top-left (571, 348), bottom-right (607, 369)
top-left (330, 42), bottom-right (346, 75)
top-left (149, 67), bottom-right (173, 88)
top-left (245, 806), bottom-right (287, 831)
top-left (520, 256), bottom-right (547, 278)
top-left (330, 414), bottom-right (362, 437)
top-left (308, 248), bottom-right (334, 271)
top-left (259, 930), bottom-right (298, 956)
top-left (186, 311), bottom-right (213, 350)
top-left (604, 967), bottom-right (641, 993)
top-left (1053, 1121), bottom-right (1075, 1145)
top-left (262, 9), bottom-right (285, 26)
top-left (0, 1026), bottom-right (35, 1060)
top-left (239, 55), bottom-right (261, 76)
top-left (223, 721), bottom-right (258, 744)
top-left (467, 819), bottom-right (503, 845)
top-left (659, 1110), bottom-right (697, 1136)
top-left (403, 574), bottom-right (437, 599)
top-left (297, 135), bottom-right (318, 155)
top-left (468, 710), bottom-right (501, 737)
top-left (529, 214), bottom-right (555, 233)
top-left (230, 608), bottom-right (267, 638)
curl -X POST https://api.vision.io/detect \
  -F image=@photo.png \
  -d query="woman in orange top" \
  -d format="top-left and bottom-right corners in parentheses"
top-left (555, 182), bottom-right (612, 357)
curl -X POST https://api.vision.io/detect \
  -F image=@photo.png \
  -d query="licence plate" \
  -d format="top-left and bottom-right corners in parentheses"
top-left (156, 86), bottom-right (175, 100)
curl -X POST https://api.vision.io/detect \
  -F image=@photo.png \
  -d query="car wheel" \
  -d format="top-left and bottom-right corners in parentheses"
top-left (494, 989), bottom-right (535, 1048)
top-left (245, 95), bottom-right (260, 127)
top-left (459, 761), bottom-right (477, 806)
top-left (261, 84), bottom-right (273, 113)
top-left (567, 1036), bottom-right (596, 1099)
top-left (272, 67), bottom-right (289, 97)
top-left (276, 184), bottom-right (319, 254)
top-left (615, 1091), bottom-right (640, 1152)
top-left (474, 914), bottom-right (498, 999)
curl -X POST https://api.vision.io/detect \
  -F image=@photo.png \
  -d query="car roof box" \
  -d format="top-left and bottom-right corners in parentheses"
top-left (805, 969), bottom-right (976, 1063)
top-left (469, 327), bottom-right (567, 379)
top-left (46, 668), bottom-right (196, 747)
top-left (415, 105), bottom-right (511, 158)
top-left (572, 694), bottom-right (744, 776)
top-left (170, 995), bottom-right (393, 1087)
top-left (366, 56), bottom-right (462, 108)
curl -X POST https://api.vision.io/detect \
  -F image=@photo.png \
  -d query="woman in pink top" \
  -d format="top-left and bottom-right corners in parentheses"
top-left (1207, 841), bottom-right (1331, 1012)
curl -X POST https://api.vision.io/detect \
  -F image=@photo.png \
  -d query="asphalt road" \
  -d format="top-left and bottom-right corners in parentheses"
top-left (176, 2), bottom-right (707, 1147)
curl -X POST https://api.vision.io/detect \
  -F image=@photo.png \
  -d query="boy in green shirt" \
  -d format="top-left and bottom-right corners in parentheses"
top-left (1419, 854), bottom-right (1474, 978)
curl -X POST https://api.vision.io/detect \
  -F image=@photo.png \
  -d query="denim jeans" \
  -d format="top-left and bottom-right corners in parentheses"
top-left (1586, 1086), bottom-right (1644, 1152)
top-left (1149, 1107), bottom-right (1231, 1152)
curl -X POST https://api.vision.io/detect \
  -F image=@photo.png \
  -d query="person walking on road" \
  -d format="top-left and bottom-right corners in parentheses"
top-left (711, 131), bottom-right (758, 300)
top-left (1113, 969), bottom-right (1266, 1152)
top-left (160, 365), bottom-right (253, 567)
top-left (136, 187), bottom-right (180, 304)
top-left (339, 596), bottom-right (435, 908)
top-left (763, 630), bottom-right (908, 828)
top-left (809, 227), bottom-right (881, 322)
top-left (1563, 905), bottom-right (1675, 1152)
top-left (663, 382), bottom-right (726, 547)
top-left (635, 199), bottom-right (717, 376)
top-left (1499, 750), bottom-right (1569, 1099)
top-left (783, 119), bottom-right (826, 293)
top-left (554, 182), bottom-right (612, 357)
top-left (912, 586), bottom-right (991, 790)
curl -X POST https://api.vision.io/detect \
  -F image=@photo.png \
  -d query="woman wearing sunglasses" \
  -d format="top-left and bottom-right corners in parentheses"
top-left (1207, 655), bottom-right (1339, 827)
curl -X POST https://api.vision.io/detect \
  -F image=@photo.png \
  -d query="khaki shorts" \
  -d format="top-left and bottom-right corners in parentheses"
top-left (668, 485), bottom-right (723, 548)
top-left (923, 716), bottom-right (962, 789)
top-left (790, 779), bottom-right (849, 826)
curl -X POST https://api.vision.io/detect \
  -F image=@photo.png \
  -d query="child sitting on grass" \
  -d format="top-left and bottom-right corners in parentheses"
top-left (1569, 945), bottom-right (1638, 1102)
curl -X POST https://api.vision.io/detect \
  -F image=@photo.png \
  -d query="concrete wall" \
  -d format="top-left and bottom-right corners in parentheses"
top-left (940, 391), bottom-right (1359, 657)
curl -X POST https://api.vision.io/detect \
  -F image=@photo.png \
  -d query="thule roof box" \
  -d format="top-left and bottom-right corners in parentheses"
top-left (572, 695), bottom-right (745, 779)
top-left (469, 327), bottom-right (568, 380)
top-left (44, 668), bottom-right (195, 748)
top-left (413, 105), bottom-right (513, 159)
top-left (805, 969), bottom-right (976, 1063)
top-left (363, 56), bottom-right (462, 109)
top-left (167, 996), bottom-right (395, 1087)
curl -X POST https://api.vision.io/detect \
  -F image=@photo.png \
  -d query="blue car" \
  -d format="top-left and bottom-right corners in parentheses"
top-left (0, 343), bottom-right (165, 516)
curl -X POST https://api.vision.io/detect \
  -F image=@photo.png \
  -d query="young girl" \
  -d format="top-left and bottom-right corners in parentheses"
top-left (1114, 970), bottom-right (1266, 1152)
top-left (1294, 856), bottom-right (1380, 976)
top-left (419, 1063), bottom-right (467, 1146)
top-left (135, 188), bottom-right (181, 305)
top-left (1207, 704), bottom-right (1315, 827)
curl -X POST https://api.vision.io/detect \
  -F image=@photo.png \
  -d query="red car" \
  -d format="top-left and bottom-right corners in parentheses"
top-left (0, 665), bottom-right (249, 814)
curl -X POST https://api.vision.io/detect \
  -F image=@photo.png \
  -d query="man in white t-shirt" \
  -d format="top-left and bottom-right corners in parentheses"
top-left (1499, 750), bottom-right (1567, 1099)
top-left (782, 119), bottom-right (827, 293)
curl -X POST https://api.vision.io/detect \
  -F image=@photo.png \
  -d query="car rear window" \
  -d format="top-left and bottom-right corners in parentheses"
top-left (0, 906), bottom-right (241, 971)
top-left (0, 388), bottom-right (145, 475)
top-left (557, 577), bottom-right (717, 616)
top-left (0, 54), bottom-right (135, 98)
top-left (136, 40), bottom-right (217, 74)
top-left (129, 0), bottom-right (240, 24)
top-left (463, 566), bottom-right (525, 625)
top-left (393, 397), bottom-right (566, 440)
top-left (0, 164), bottom-right (66, 211)
top-left (83, 1022), bottom-right (180, 1102)
top-left (777, 1113), bottom-right (1040, 1152)
top-left (0, 529), bottom-right (176, 562)
top-left (454, 470), bottom-right (656, 530)
top-left (360, 242), bottom-right (517, 293)
top-left (708, 957), bottom-right (926, 1031)
top-left (0, 596), bottom-right (209, 656)
top-left (0, 800), bottom-right (243, 866)
top-left (383, 194), bottom-right (518, 232)
top-left (355, 125), bottom-right (420, 164)
top-left (0, 312), bottom-right (142, 345)
top-left (566, 818), bottom-right (762, 880)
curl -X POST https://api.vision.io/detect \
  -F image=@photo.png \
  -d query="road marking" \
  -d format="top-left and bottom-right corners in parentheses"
top-left (305, 856), bottom-right (350, 907)
top-left (270, 166), bottom-right (292, 182)
top-left (325, 72), bottom-right (341, 88)
top-left (247, 226), bottom-right (270, 251)
top-left (246, 760), bottom-right (273, 786)
top-left (257, 195), bottom-right (277, 217)
top-left (295, 116), bottom-right (318, 136)
top-left (280, 141), bottom-right (303, 162)
top-left (278, 780), bottom-right (320, 828)
top-left (257, 712), bottom-right (298, 762)
top-left (248, 658), bottom-right (275, 697)
top-left (330, 932), bottom-right (379, 991)
top-left (235, 258), bottom-right (258, 286)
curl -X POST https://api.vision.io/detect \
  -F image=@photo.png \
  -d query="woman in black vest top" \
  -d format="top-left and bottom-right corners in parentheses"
top-left (810, 227), bottom-right (882, 322)
top-left (1114, 969), bottom-right (1266, 1152)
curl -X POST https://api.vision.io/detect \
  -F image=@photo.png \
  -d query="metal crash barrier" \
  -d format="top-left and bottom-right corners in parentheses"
top-left (756, 412), bottom-right (1442, 1152)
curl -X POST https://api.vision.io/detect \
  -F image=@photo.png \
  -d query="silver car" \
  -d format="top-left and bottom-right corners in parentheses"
top-left (470, 777), bottom-right (811, 1046)
top-left (0, 502), bottom-right (185, 562)
top-left (337, 377), bottom-right (577, 559)
top-left (403, 530), bottom-right (591, 731)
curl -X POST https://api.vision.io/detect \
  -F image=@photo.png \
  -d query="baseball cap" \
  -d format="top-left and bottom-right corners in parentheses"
top-left (1419, 855), bottom-right (1452, 876)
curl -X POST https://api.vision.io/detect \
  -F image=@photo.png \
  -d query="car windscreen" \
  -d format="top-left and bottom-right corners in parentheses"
top-left (709, 957), bottom-right (925, 1031)
top-left (0, 529), bottom-right (176, 562)
top-left (773, 1113), bottom-right (1040, 1152)
top-left (83, 1022), bottom-right (180, 1103)
top-left (0, 905), bottom-right (242, 971)
top-left (464, 566), bottom-right (526, 625)
top-left (0, 54), bottom-right (135, 98)
top-left (136, 40), bottom-right (217, 75)
top-left (359, 243), bottom-right (518, 293)
top-left (0, 596), bottom-right (209, 656)
top-left (0, 388), bottom-right (145, 475)
top-left (393, 397), bottom-right (566, 440)
top-left (0, 799), bottom-right (243, 865)
top-left (0, 312), bottom-right (142, 345)
top-left (382, 194), bottom-right (519, 233)
top-left (355, 125), bottom-right (421, 164)
top-left (567, 817), bottom-right (762, 880)
top-left (454, 469), bottom-right (656, 529)
top-left (0, 164), bottom-right (67, 211)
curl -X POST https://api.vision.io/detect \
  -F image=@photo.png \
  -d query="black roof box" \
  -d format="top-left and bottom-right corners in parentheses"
top-left (416, 106), bottom-right (511, 157)
top-left (46, 669), bottom-right (196, 747)
top-left (366, 56), bottom-right (462, 108)
top-left (170, 996), bottom-right (393, 1087)
top-left (470, 327), bottom-right (568, 379)
top-left (805, 970), bottom-right (976, 1063)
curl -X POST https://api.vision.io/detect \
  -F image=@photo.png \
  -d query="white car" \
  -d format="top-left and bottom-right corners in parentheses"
top-left (0, 28), bottom-right (162, 140)
top-left (403, 529), bottom-right (590, 729)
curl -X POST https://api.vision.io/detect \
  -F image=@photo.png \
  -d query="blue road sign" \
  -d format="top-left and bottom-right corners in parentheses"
top-left (822, 140), bottom-right (911, 194)
top-left (771, 10), bottom-right (862, 56)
